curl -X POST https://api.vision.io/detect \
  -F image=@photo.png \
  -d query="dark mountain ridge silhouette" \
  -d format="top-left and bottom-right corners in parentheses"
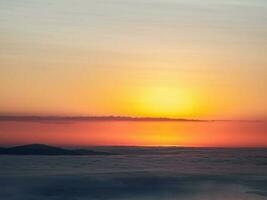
top-left (0, 144), bottom-right (113, 155)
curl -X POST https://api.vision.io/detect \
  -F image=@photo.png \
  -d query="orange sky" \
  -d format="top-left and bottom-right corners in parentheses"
top-left (0, 120), bottom-right (266, 147)
top-left (0, 0), bottom-right (267, 147)
top-left (1, 0), bottom-right (267, 120)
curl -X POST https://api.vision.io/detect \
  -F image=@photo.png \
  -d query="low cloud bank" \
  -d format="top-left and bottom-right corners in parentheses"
top-left (0, 173), bottom-right (267, 200)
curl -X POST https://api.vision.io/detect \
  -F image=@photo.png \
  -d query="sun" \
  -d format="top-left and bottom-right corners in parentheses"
top-left (136, 87), bottom-right (197, 118)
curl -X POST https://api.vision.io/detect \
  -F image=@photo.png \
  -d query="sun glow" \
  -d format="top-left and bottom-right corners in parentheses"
top-left (135, 87), bottom-right (198, 118)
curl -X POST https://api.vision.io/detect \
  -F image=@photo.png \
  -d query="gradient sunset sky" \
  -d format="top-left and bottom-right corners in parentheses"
top-left (1, 0), bottom-right (267, 119)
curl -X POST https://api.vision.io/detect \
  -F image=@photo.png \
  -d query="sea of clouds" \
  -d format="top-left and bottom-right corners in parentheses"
top-left (0, 148), bottom-right (267, 200)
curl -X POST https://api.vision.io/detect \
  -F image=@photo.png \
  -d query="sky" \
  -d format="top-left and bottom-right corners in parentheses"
top-left (0, 120), bottom-right (266, 147)
top-left (0, 0), bottom-right (267, 119)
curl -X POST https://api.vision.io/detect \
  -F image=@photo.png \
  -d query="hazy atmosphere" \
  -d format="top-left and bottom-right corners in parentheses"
top-left (1, 0), bottom-right (267, 119)
top-left (0, 1), bottom-right (267, 199)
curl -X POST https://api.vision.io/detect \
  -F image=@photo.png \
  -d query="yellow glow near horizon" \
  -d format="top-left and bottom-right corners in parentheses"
top-left (135, 87), bottom-right (197, 118)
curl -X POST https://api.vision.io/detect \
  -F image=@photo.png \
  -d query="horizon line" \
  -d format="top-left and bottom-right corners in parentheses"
top-left (0, 115), bottom-right (264, 123)
top-left (1, 143), bottom-right (267, 149)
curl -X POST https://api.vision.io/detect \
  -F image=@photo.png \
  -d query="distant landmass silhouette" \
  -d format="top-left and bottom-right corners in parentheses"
top-left (0, 144), bottom-right (113, 155)
top-left (0, 115), bottom-right (204, 122)
top-left (0, 115), bottom-right (261, 122)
